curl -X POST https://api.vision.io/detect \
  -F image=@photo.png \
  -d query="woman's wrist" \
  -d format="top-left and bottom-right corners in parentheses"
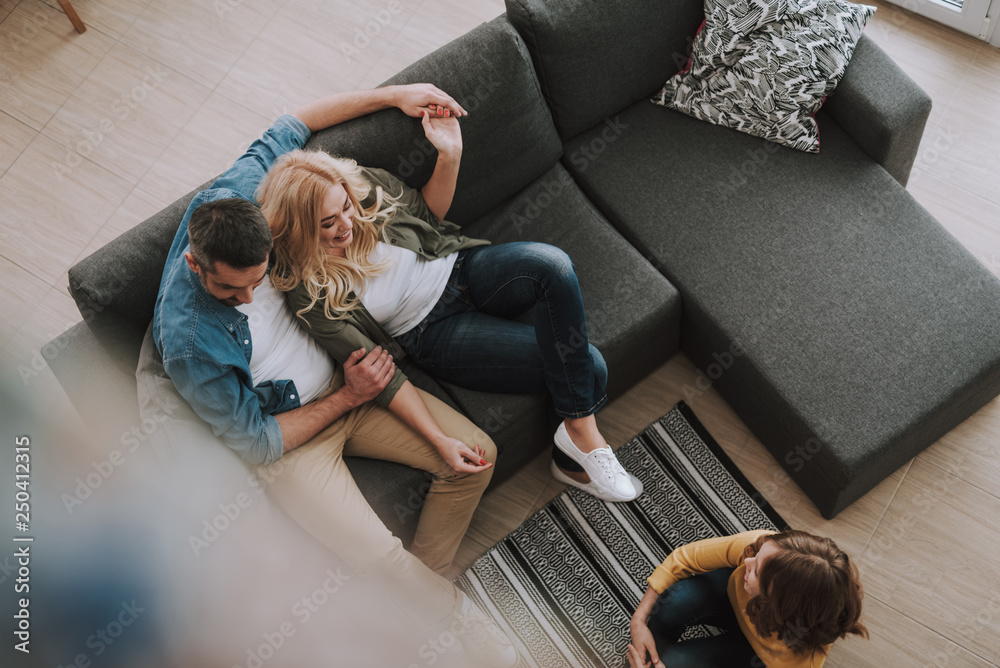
top-left (428, 431), bottom-right (452, 449)
top-left (434, 149), bottom-right (462, 167)
top-left (631, 602), bottom-right (654, 628)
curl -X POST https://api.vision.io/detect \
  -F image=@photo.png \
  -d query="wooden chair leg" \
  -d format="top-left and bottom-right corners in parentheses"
top-left (57, 0), bottom-right (86, 33)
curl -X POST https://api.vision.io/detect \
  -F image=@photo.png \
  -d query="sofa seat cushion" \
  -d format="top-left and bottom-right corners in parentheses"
top-left (437, 164), bottom-right (684, 480)
top-left (563, 100), bottom-right (1000, 517)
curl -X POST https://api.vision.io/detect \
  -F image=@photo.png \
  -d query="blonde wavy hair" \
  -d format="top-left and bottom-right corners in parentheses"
top-left (258, 149), bottom-right (401, 320)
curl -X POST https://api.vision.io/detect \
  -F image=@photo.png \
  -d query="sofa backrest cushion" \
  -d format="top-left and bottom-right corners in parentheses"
top-left (307, 16), bottom-right (563, 226)
top-left (506, 0), bottom-right (705, 140)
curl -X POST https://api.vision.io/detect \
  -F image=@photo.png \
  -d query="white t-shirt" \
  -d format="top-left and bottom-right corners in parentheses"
top-left (359, 242), bottom-right (456, 336)
top-left (235, 275), bottom-right (335, 404)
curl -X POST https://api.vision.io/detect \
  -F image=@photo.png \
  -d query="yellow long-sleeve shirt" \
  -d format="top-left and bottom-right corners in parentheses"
top-left (646, 530), bottom-right (830, 668)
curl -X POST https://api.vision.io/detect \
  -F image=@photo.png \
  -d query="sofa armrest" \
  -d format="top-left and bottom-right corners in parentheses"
top-left (46, 321), bottom-right (141, 442)
top-left (823, 35), bottom-right (933, 187)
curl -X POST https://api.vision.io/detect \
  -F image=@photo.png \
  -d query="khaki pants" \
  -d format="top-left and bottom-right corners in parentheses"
top-left (257, 388), bottom-right (496, 621)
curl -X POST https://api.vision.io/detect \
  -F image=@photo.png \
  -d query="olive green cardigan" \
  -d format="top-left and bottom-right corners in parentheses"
top-left (283, 167), bottom-right (489, 408)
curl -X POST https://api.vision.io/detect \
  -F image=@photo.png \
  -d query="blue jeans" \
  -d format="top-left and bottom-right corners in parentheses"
top-left (396, 243), bottom-right (608, 472)
top-left (646, 568), bottom-right (761, 668)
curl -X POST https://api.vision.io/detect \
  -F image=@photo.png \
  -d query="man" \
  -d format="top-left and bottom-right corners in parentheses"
top-left (149, 84), bottom-right (516, 668)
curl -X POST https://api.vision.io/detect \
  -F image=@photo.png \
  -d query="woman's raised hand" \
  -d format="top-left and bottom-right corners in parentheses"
top-left (392, 83), bottom-right (467, 118)
top-left (420, 110), bottom-right (463, 161)
top-left (415, 91), bottom-right (463, 220)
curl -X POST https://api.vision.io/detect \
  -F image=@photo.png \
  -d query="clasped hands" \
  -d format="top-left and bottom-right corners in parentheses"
top-left (390, 83), bottom-right (464, 160)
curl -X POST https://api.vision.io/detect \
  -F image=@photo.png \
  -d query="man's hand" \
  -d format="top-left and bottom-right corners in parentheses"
top-left (434, 437), bottom-right (493, 475)
top-left (341, 346), bottom-right (395, 407)
top-left (291, 86), bottom-right (465, 133)
top-left (391, 83), bottom-right (467, 118)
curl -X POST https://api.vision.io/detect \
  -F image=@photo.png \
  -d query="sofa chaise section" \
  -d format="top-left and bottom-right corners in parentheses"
top-left (507, 0), bottom-right (1000, 518)
top-left (566, 102), bottom-right (1000, 517)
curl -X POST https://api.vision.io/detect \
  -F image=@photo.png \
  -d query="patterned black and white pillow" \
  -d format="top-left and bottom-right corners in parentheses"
top-left (652, 0), bottom-right (875, 152)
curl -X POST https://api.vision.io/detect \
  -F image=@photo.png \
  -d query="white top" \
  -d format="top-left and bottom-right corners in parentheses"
top-left (235, 275), bottom-right (335, 404)
top-left (359, 242), bottom-right (456, 336)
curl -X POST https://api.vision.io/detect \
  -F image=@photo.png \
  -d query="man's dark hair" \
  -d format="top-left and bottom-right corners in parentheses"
top-left (188, 198), bottom-right (273, 272)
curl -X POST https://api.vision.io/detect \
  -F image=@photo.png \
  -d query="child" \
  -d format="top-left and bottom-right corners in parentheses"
top-left (627, 529), bottom-right (868, 668)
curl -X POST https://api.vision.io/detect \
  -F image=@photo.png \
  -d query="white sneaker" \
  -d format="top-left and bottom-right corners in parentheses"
top-left (454, 594), bottom-right (518, 668)
top-left (550, 460), bottom-right (644, 502)
top-left (553, 421), bottom-right (642, 502)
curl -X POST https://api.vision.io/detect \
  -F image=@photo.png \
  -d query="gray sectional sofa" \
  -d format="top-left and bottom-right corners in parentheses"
top-left (51, 0), bottom-right (1000, 549)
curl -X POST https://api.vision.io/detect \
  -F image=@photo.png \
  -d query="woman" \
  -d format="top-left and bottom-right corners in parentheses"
top-left (627, 529), bottom-right (869, 668)
top-left (257, 106), bottom-right (642, 502)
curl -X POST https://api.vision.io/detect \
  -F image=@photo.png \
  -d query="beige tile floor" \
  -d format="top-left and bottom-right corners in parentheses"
top-left (1, 0), bottom-right (998, 665)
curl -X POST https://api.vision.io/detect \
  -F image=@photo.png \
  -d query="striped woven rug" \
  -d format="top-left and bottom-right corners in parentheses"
top-left (455, 402), bottom-right (787, 668)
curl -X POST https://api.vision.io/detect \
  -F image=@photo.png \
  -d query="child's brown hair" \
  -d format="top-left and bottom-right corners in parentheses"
top-left (744, 529), bottom-right (869, 656)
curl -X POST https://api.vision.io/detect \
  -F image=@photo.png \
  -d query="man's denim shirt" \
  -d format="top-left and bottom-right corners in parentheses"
top-left (152, 115), bottom-right (311, 466)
